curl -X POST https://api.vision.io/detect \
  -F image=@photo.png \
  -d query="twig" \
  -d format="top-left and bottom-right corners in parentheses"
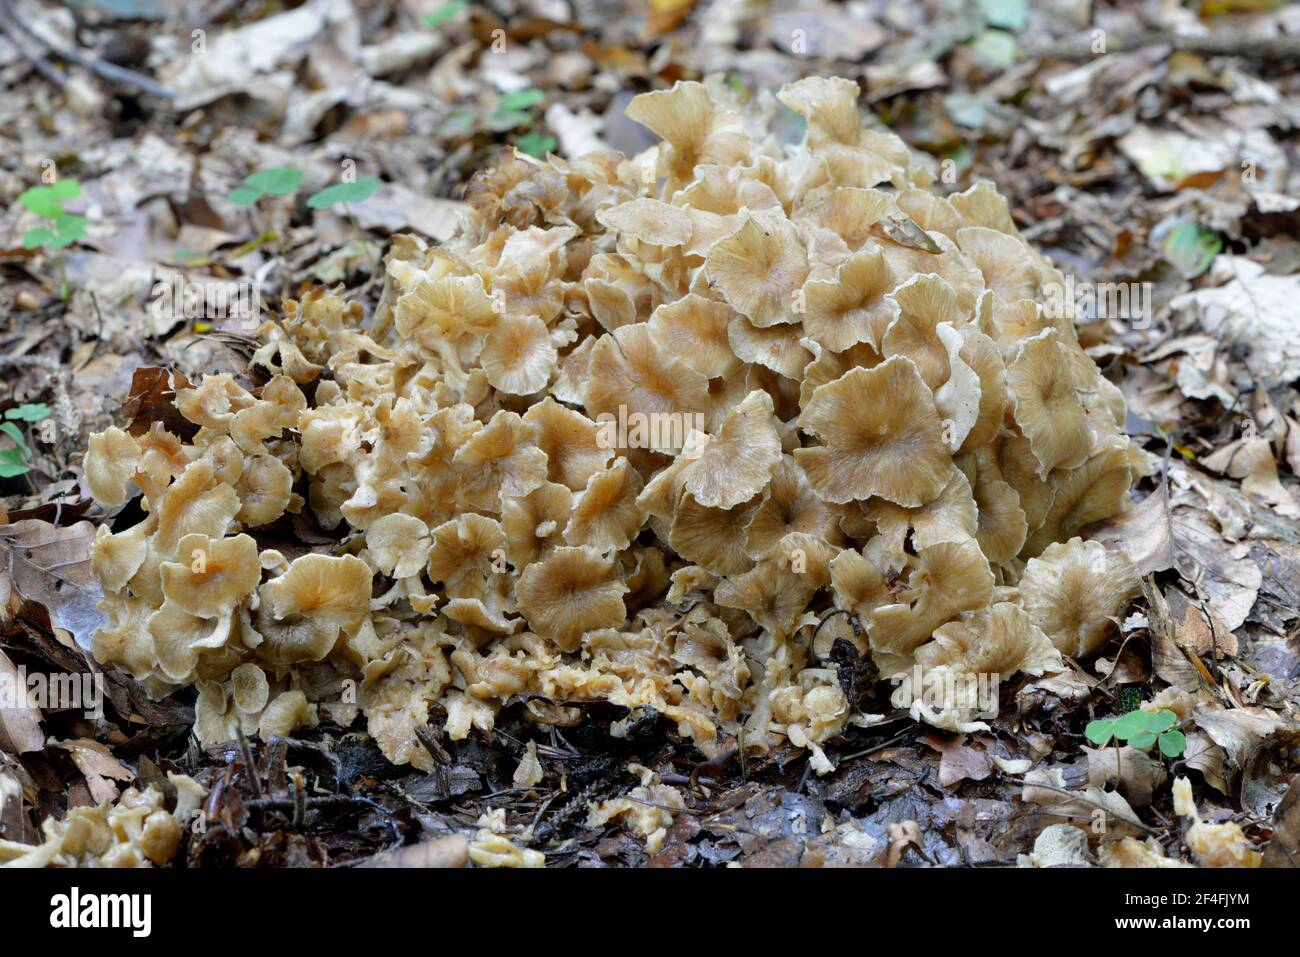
top-left (0, 0), bottom-right (175, 99)
top-left (0, 4), bottom-right (65, 87)
top-left (1029, 29), bottom-right (1300, 62)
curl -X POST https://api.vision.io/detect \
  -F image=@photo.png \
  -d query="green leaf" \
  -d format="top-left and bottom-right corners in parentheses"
top-left (1113, 710), bottom-right (1151, 741)
top-left (976, 0), bottom-right (1028, 32)
top-left (1127, 731), bottom-right (1158, 750)
top-left (423, 0), bottom-right (467, 27)
top-left (5, 403), bottom-right (50, 423)
top-left (307, 177), bottom-right (381, 209)
top-left (45, 214), bottom-right (87, 249)
top-left (487, 108), bottom-right (536, 132)
top-left (0, 449), bottom-right (30, 478)
top-left (1084, 719), bottom-right (1116, 746)
top-left (245, 166), bottom-right (303, 196)
top-left (1163, 222), bottom-right (1221, 278)
top-left (1146, 709), bottom-right (1178, 734)
top-left (23, 227), bottom-right (55, 249)
top-left (515, 131), bottom-right (557, 158)
top-left (1158, 729), bottom-right (1187, 758)
top-left (229, 186), bottom-right (263, 207)
top-left (499, 88), bottom-right (545, 112)
top-left (19, 179), bottom-right (80, 219)
top-left (0, 422), bottom-right (30, 455)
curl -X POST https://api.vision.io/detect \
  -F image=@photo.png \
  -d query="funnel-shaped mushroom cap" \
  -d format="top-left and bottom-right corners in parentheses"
top-left (676, 389), bottom-right (782, 510)
top-left (1008, 329), bottom-right (1091, 477)
top-left (795, 356), bottom-right (952, 506)
top-left (160, 533), bottom-right (260, 619)
top-left (524, 398), bottom-right (612, 493)
top-left (646, 295), bottom-right (742, 379)
top-left (84, 427), bottom-right (142, 508)
top-left (265, 553), bottom-right (371, 634)
top-left (516, 546), bottom-right (629, 652)
top-left (801, 246), bottom-right (895, 352)
top-left (1020, 538), bottom-right (1141, 657)
top-left (481, 313), bottom-right (557, 396)
top-left (564, 458), bottom-right (647, 552)
top-left (625, 81), bottom-right (750, 191)
top-left (705, 210), bottom-right (809, 329)
top-left (366, 514), bottom-right (431, 579)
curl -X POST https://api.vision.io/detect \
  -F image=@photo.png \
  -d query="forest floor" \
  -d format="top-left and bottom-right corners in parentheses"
top-left (2, 0), bottom-right (1300, 867)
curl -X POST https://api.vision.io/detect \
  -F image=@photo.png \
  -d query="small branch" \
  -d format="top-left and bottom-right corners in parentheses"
top-left (1028, 29), bottom-right (1300, 62)
top-left (0, 0), bottom-right (175, 99)
top-left (0, 4), bottom-right (65, 87)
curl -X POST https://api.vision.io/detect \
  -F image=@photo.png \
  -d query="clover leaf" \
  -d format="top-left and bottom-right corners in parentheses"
top-left (1085, 708), bottom-right (1184, 758)
top-left (307, 177), bottom-right (381, 209)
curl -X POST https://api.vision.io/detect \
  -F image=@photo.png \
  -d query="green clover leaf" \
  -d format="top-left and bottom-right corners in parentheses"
top-left (515, 131), bottom-right (557, 158)
top-left (245, 166), bottom-right (304, 197)
top-left (1085, 718), bottom-right (1117, 746)
top-left (5, 403), bottom-right (50, 423)
top-left (1158, 729), bottom-right (1187, 759)
top-left (423, 0), bottom-right (467, 28)
top-left (19, 179), bottom-right (80, 219)
top-left (307, 177), bottom-right (381, 209)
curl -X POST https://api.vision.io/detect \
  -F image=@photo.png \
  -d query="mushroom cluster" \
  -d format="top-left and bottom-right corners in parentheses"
top-left (83, 77), bottom-right (1145, 769)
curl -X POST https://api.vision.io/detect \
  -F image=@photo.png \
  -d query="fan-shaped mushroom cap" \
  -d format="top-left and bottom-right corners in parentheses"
top-left (673, 390), bottom-right (781, 510)
top-left (714, 558), bottom-right (817, 638)
top-left (83, 427), bottom-right (142, 508)
top-left (882, 274), bottom-right (961, 389)
top-left (265, 553), bottom-right (371, 634)
top-left (744, 456), bottom-right (842, 560)
top-left (426, 513), bottom-right (508, 598)
top-left (153, 460), bottom-right (240, 558)
top-left (366, 514), bottom-right (431, 579)
top-left (516, 546), bottom-right (628, 652)
top-left (952, 181), bottom-right (1017, 234)
top-left (864, 465), bottom-right (978, 568)
top-left (259, 690), bottom-right (317, 739)
top-left (778, 76), bottom-right (909, 187)
top-left (956, 452), bottom-right (1029, 565)
top-left (564, 458), bottom-right (646, 552)
top-left (235, 454), bottom-right (294, 527)
top-left (148, 600), bottom-right (233, 682)
top-left (869, 539), bottom-right (994, 665)
top-left (481, 313), bottom-right (557, 396)
top-left (795, 356), bottom-right (951, 506)
top-left (1008, 329), bottom-right (1091, 477)
top-left (916, 602), bottom-right (1063, 677)
top-left (726, 316), bottom-right (813, 379)
top-left (522, 398), bottom-right (612, 492)
top-left (667, 493), bottom-right (758, 575)
top-left (801, 246), bottom-right (896, 352)
top-left (1022, 437), bottom-right (1137, 557)
top-left (957, 226), bottom-right (1041, 304)
top-left (453, 410), bottom-right (548, 511)
top-left (705, 210), bottom-right (809, 329)
top-left (796, 187), bottom-right (895, 261)
top-left (625, 81), bottom-right (750, 192)
top-left (597, 198), bottom-right (694, 248)
top-left (176, 374), bottom-right (255, 430)
top-left (1020, 538), bottom-right (1141, 657)
top-left (502, 481), bottom-right (572, 568)
top-left (584, 324), bottom-right (709, 443)
top-left (830, 548), bottom-right (892, 621)
top-left (159, 533), bottom-right (260, 619)
top-left (92, 524), bottom-right (148, 595)
top-left (646, 295), bottom-right (741, 379)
